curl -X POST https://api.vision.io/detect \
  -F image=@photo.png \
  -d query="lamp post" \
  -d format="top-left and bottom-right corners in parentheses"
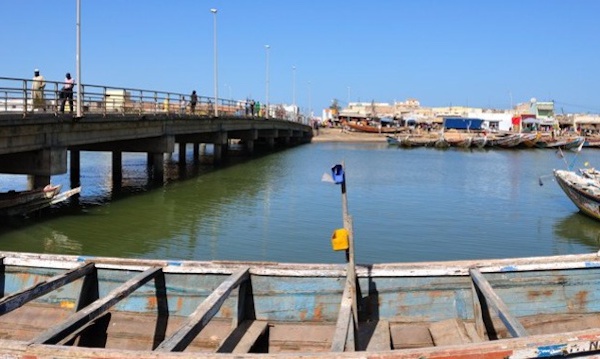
top-left (210, 8), bottom-right (218, 117)
top-left (308, 81), bottom-right (312, 119)
top-left (76, 0), bottom-right (82, 118)
top-left (347, 86), bottom-right (350, 106)
top-left (292, 65), bottom-right (296, 120)
top-left (265, 45), bottom-right (270, 119)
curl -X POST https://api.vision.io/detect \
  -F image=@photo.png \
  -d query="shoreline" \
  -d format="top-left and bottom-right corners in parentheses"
top-left (310, 127), bottom-right (388, 142)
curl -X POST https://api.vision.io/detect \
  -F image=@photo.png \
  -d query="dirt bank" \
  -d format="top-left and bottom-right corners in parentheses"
top-left (310, 127), bottom-right (389, 143)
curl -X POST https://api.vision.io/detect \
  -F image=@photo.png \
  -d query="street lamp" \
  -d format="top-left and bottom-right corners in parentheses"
top-left (292, 65), bottom-right (296, 119)
top-left (265, 45), bottom-right (270, 119)
top-left (210, 8), bottom-right (218, 117)
top-left (76, 0), bottom-right (82, 118)
top-left (308, 81), bottom-right (312, 119)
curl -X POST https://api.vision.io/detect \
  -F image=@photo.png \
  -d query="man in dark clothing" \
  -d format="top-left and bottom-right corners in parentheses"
top-left (190, 90), bottom-right (198, 113)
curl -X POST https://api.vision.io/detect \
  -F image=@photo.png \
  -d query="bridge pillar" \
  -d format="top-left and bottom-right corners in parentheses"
top-left (27, 175), bottom-right (50, 190)
top-left (213, 132), bottom-right (228, 165)
top-left (112, 151), bottom-right (122, 190)
top-left (193, 143), bottom-right (200, 163)
top-left (245, 140), bottom-right (254, 154)
top-left (148, 153), bottom-right (164, 184)
top-left (178, 143), bottom-right (187, 165)
top-left (266, 137), bottom-right (275, 149)
top-left (70, 150), bottom-right (80, 188)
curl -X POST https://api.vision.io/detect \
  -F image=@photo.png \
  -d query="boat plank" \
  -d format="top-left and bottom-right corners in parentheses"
top-left (217, 320), bottom-right (268, 353)
top-left (365, 320), bottom-right (391, 352)
top-left (0, 262), bottom-right (95, 316)
top-left (155, 267), bottom-right (250, 352)
top-left (330, 277), bottom-right (354, 352)
top-left (29, 266), bottom-right (161, 345)
top-left (429, 318), bottom-right (472, 346)
top-left (469, 268), bottom-right (528, 338)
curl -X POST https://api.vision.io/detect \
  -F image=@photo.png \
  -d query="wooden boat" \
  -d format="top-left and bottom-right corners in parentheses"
top-left (385, 135), bottom-right (401, 146)
top-left (535, 136), bottom-right (585, 149)
top-left (0, 184), bottom-right (77, 216)
top-left (554, 169), bottom-right (600, 221)
top-left (1, 250), bottom-right (600, 357)
top-left (518, 133), bottom-right (541, 148)
top-left (343, 121), bottom-right (401, 134)
top-left (488, 133), bottom-right (523, 148)
top-left (471, 135), bottom-right (488, 149)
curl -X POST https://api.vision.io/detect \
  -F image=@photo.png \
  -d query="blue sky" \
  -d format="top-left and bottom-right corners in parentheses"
top-left (2, 1), bottom-right (599, 114)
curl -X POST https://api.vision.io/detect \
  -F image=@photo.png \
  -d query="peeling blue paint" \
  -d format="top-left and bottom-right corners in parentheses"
top-left (500, 265), bottom-right (518, 272)
top-left (167, 261), bottom-right (182, 266)
top-left (585, 262), bottom-right (600, 268)
top-left (77, 256), bottom-right (95, 262)
top-left (536, 344), bottom-right (566, 357)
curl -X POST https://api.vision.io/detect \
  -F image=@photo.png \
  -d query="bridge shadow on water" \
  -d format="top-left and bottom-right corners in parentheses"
top-left (0, 141), bottom-right (298, 235)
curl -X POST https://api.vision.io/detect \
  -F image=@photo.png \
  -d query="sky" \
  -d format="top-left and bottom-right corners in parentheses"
top-left (2, 0), bottom-right (599, 115)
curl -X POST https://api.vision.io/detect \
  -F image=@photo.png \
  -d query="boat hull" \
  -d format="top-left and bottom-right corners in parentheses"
top-left (554, 169), bottom-right (600, 221)
top-left (2, 251), bottom-right (600, 356)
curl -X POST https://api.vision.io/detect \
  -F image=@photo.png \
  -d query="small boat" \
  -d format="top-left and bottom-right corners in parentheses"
top-left (452, 136), bottom-right (472, 148)
top-left (554, 169), bottom-right (600, 221)
top-left (385, 135), bottom-right (401, 146)
top-left (536, 136), bottom-right (585, 150)
top-left (1, 250), bottom-right (600, 357)
top-left (489, 133), bottom-right (523, 148)
top-left (471, 134), bottom-right (488, 149)
top-left (519, 133), bottom-right (541, 148)
top-left (0, 184), bottom-right (68, 216)
top-left (343, 120), bottom-right (401, 134)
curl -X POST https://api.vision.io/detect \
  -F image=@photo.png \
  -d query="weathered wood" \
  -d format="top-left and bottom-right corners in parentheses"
top-left (0, 262), bottom-right (95, 315)
top-left (430, 318), bottom-right (472, 346)
top-left (330, 275), bottom-right (354, 352)
top-left (155, 267), bottom-right (250, 352)
top-left (29, 266), bottom-right (162, 345)
top-left (471, 280), bottom-right (485, 340)
top-left (469, 267), bottom-right (529, 338)
top-left (365, 320), bottom-right (391, 351)
top-left (217, 320), bottom-right (268, 353)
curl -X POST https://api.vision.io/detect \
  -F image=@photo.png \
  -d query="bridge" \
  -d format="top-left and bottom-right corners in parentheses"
top-left (0, 77), bottom-right (313, 190)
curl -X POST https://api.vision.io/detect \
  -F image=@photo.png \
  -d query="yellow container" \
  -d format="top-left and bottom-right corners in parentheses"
top-left (331, 228), bottom-right (349, 251)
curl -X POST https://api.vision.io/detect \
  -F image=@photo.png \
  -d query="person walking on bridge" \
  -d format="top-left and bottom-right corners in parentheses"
top-left (32, 69), bottom-right (46, 112)
top-left (59, 72), bottom-right (74, 114)
top-left (190, 90), bottom-right (198, 113)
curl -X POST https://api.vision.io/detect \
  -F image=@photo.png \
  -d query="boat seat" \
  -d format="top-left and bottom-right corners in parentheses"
top-left (429, 318), bottom-right (484, 346)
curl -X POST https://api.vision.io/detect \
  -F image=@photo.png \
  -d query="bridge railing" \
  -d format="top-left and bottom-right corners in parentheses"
top-left (0, 76), bottom-right (256, 119)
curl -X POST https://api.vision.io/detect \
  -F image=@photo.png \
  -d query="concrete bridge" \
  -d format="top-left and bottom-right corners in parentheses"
top-left (0, 77), bottom-right (313, 190)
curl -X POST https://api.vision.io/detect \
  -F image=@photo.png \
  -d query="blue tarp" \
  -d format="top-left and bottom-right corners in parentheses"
top-left (443, 117), bottom-right (484, 130)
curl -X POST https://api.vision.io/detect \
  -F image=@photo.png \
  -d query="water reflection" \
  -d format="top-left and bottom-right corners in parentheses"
top-left (554, 213), bottom-right (600, 251)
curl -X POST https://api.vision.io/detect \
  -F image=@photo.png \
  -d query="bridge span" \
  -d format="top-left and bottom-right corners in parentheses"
top-left (0, 77), bottom-right (313, 190)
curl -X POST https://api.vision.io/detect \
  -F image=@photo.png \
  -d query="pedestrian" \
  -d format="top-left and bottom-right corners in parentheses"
top-left (179, 95), bottom-right (186, 114)
top-left (190, 90), bottom-right (198, 113)
top-left (32, 69), bottom-right (46, 111)
top-left (60, 72), bottom-right (74, 114)
top-left (250, 99), bottom-right (255, 116)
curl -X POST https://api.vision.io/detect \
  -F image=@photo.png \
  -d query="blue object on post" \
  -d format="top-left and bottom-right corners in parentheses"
top-left (331, 164), bottom-right (345, 184)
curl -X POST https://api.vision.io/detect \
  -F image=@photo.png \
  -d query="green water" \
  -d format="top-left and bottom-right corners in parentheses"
top-left (0, 143), bottom-right (597, 264)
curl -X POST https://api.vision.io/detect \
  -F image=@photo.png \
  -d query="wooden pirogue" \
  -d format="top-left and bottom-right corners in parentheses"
top-left (1, 250), bottom-right (600, 358)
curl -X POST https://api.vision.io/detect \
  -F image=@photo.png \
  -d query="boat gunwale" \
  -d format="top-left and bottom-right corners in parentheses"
top-left (1, 251), bottom-right (600, 277)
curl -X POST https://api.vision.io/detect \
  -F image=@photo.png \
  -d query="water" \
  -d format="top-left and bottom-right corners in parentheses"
top-left (0, 143), bottom-right (598, 264)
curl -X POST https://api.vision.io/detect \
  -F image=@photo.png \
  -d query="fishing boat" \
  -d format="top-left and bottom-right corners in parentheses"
top-left (0, 184), bottom-right (79, 216)
top-left (343, 120), bottom-right (401, 134)
top-left (385, 135), bottom-right (401, 146)
top-left (488, 133), bottom-right (523, 148)
top-left (535, 135), bottom-right (585, 150)
top-left (471, 134), bottom-right (488, 149)
top-left (554, 169), bottom-right (600, 221)
top-left (1, 250), bottom-right (600, 358)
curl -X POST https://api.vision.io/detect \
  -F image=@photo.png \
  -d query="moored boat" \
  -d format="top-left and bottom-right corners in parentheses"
top-left (0, 184), bottom-right (79, 216)
top-left (554, 169), bottom-right (600, 221)
top-left (1, 251), bottom-right (600, 357)
top-left (488, 133), bottom-right (523, 148)
top-left (343, 120), bottom-right (401, 134)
